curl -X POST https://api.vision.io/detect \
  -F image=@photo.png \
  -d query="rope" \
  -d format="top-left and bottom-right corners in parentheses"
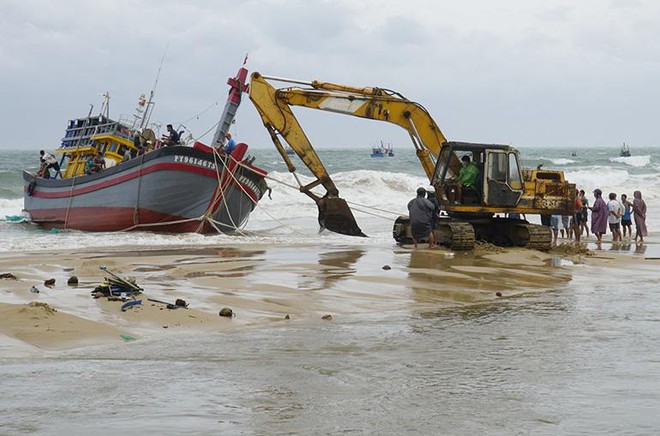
top-left (133, 153), bottom-right (146, 226)
top-left (180, 99), bottom-right (220, 124)
top-left (63, 176), bottom-right (77, 229)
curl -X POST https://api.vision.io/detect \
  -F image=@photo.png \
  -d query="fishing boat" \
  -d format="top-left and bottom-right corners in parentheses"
top-left (620, 142), bottom-right (631, 157)
top-left (370, 141), bottom-right (394, 157)
top-left (23, 63), bottom-right (269, 234)
top-left (285, 146), bottom-right (295, 156)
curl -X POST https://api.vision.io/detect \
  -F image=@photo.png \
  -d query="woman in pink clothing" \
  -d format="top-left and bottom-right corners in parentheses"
top-left (590, 188), bottom-right (608, 242)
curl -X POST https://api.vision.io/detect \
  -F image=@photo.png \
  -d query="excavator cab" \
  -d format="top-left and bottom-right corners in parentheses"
top-left (433, 142), bottom-right (524, 213)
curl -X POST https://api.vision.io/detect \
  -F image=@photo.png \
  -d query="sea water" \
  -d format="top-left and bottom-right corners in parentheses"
top-left (1, 146), bottom-right (658, 252)
top-left (2, 146), bottom-right (660, 435)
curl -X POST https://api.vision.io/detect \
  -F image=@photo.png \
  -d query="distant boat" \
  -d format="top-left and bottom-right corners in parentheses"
top-left (285, 146), bottom-right (295, 156)
top-left (370, 141), bottom-right (394, 158)
top-left (571, 151), bottom-right (577, 157)
top-left (620, 142), bottom-right (631, 157)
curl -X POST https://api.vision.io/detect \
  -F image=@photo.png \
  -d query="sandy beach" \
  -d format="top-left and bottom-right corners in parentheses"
top-left (0, 241), bottom-right (651, 352)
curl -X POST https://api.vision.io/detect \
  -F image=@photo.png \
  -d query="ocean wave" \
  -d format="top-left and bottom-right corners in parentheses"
top-left (564, 168), bottom-right (630, 191)
top-left (609, 155), bottom-right (651, 167)
top-left (543, 157), bottom-right (575, 165)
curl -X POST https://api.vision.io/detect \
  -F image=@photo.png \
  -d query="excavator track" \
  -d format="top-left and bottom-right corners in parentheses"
top-left (517, 222), bottom-right (552, 251)
top-left (393, 216), bottom-right (475, 250)
top-left (394, 216), bottom-right (550, 251)
top-left (469, 217), bottom-right (552, 251)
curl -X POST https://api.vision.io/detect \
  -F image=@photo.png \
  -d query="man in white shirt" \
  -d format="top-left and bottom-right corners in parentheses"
top-left (38, 150), bottom-right (63, 179)
top-left (607, 192), bottom-right (622, 242)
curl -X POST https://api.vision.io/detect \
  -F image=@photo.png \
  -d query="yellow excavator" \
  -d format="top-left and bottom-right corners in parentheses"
top-left (248, 72), bottom-right (575, 250)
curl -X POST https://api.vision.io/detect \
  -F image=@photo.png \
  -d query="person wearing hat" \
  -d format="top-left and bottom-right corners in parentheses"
top-left (455, 155), bottom-right (479, 204)
top-left (590, 188), bottom-right (608, 242)
top-left (407, 187), bottom-right (437, 248)
top-left (426, 186), bottom-right (440, 228)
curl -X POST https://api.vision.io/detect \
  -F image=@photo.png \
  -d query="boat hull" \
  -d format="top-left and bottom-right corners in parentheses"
top-left (23, 146), bottom-right (268, 234)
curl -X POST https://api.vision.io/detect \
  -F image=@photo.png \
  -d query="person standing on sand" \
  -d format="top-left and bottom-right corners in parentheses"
top-left (579, 189), bottom-right (590, 237)
top-left (632, 190), bottom-right (648, 243)
top-left (550, 215), bottom-right (561, 246)
top-left (591, 188), bottom-right (608, 242)
top-left (572, 189), bottom-right (582, 243)
top-left (620, 194), bottom-right (633, 239)
top-left (407, 187), bottom-right (437, 249)
top-left (607, 192), bottom-right (622, 242)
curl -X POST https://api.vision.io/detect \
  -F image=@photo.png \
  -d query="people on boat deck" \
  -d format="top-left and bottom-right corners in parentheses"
top-left (163, 124), bottom-right (180, 146)
top-left (224, 132), bottom-right (237, 154)
top-left (91, 152), bottom-right (106, 173)
top-left (38, 150), bottom-right (63, 179)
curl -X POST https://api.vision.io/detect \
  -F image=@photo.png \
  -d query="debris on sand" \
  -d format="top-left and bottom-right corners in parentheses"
top-left (0, 272), bottom-right (17, 280)
top-left (474, 241), bottom-right (506, 254)
top-left (67, 276), bottom-right (79, 286)
top-left (25, 301), bottom-right (57, 315)
top-left (219, 307), bottom-right (234, 317)
top-left (321, 314), bottom-right (333, 321)
top-left (551, 243), bottom-right (593, 257)
top-left (44, 278), bottom-right (56, 287)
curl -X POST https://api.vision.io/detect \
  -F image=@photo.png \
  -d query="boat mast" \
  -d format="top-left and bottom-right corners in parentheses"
top-left (140, 48), bottom-right (167, 130)
top-left (211, 55), bottom-right (249, 148)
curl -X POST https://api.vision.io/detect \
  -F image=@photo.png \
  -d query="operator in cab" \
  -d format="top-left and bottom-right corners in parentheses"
top-left (407, 187), bottom-right (437, 249)
top-left (455, 155), bottom-right (479, 204)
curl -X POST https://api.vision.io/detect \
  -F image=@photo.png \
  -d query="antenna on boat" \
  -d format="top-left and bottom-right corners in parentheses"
top-left (140, 45), bottom-right (168, 129)
top-left (99, 92), bottom-right (110, 119)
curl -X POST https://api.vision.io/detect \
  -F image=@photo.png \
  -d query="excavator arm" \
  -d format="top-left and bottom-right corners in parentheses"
top-left (248, 72), bottom-right (448, 237)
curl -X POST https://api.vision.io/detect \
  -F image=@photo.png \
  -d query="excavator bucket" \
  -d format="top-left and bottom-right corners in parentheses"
top-left (317, 197), bottom-right (367, 237)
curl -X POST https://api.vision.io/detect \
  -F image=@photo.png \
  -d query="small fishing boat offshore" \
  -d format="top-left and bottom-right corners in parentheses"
top-left (23, 62), bottom-right (269, 234)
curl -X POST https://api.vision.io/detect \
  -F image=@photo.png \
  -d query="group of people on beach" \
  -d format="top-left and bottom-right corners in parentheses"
top-left (407, 185), bottom-right (649, 249)
top-left (546, 188), bottom-right (648, 246)
top-left (559, 188), bottom-right (647, 245)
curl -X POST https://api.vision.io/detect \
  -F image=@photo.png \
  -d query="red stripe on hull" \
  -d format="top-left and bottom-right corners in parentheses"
top-left (29, 207), bottom-right (214, 233)
top-left (30, 163), bottom-right (218, 199)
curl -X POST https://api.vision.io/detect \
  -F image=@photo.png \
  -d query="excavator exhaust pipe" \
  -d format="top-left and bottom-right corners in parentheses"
top-left (317, 197), bottom-right (367, 237)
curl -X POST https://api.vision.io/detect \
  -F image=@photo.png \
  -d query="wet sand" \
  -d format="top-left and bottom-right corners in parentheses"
top-left (0, 241), bottom-right (653, 351)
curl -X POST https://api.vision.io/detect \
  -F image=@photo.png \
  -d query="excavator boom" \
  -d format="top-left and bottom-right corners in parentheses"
top-left (249, 72), bottom-right (449, 237)
top-left (249, 72), bottom-right (365, 237)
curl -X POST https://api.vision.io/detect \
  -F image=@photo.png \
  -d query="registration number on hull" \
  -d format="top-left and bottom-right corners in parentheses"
top-left (174, 155), bottom-right (217, 170)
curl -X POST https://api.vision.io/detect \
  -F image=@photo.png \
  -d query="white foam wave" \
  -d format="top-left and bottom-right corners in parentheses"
top-left (0, 198), bottom-right (23, 217)
top-left (3, 168), bottom-right (658, 253)
top-left (547, 158), bottom-right (575, 165)
top-left (564, 168), bottom-right (632, 191)
top-left (609, 155), bottom-right (651, 167)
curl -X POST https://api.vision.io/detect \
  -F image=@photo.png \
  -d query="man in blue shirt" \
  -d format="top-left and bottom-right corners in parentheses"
top-left (224, 132), bottom-right (237, 154)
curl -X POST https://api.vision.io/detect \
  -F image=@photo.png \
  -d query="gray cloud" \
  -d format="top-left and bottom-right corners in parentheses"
top-left (2, 0), bottom-right (660, 151)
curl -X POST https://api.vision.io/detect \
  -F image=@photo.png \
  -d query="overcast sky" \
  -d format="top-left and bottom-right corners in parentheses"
top-left (2, 0), bottom-right (659, 151)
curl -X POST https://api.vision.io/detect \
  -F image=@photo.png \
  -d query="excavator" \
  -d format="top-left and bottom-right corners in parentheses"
top-left (248, 72), bottom-right (575, 250)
